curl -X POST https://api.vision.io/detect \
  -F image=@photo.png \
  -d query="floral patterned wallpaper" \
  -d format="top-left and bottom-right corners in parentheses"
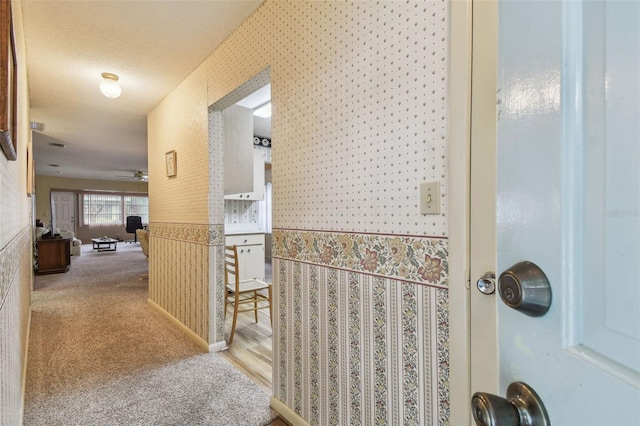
top-left (273, 230), bottom-right (448, 287)
top-left (148, 1), bottom-right (451, 424)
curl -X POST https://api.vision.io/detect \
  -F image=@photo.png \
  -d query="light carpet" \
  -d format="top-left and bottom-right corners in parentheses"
top-left (25, 242), bottom-right (276, 426)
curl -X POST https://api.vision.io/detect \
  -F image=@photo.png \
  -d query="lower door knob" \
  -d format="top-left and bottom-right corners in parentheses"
top-left (471, 382), bottom-right (549, 426)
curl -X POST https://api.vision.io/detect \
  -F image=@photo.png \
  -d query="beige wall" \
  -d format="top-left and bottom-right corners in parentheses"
top-left (0, 1), bottom-right (35, 422)
top-left (148, 1), bottom-right (451, 423)
top-left (35, 175), bottom-right (148, 242)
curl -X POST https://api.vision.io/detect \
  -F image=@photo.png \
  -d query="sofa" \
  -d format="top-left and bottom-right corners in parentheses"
top-left (58, 230), bottom-right (82, 256)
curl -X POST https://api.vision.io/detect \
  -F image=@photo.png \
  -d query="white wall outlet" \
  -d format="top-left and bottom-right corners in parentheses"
top-left (420, 181), bottom-right (440, 215)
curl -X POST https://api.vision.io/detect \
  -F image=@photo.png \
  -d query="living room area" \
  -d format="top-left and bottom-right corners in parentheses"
top-left (35, 175), bottom-right (149, 244)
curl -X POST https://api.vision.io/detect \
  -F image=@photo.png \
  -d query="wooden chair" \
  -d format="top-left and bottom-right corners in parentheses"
top-left (224, 245), bottom-right (272, 345)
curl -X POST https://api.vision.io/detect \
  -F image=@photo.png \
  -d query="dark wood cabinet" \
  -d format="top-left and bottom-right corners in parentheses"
top-left (36, 238), bottom-right (71, 275)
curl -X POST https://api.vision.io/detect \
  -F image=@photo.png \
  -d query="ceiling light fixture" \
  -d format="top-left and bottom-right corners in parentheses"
top-left (253, 101), bottom-right (272, 118)
top-left (100, 72), bottom-right (121, 98)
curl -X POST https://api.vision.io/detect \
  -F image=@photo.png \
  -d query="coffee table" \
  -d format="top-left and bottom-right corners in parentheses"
top-left (92, 238), bottom-right (118, 252)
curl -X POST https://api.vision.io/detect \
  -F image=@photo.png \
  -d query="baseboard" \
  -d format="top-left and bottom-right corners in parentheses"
top-left (20, 307), bottom-right (32, 425)
top-left (147, 299), bottom-right (210, 352)
top-left (209, 340), bottom-right (227, 352)
top-left (270, 397), bottom-right (309, 426)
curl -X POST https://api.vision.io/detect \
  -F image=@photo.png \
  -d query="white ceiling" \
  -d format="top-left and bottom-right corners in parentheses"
top-left (24, 0), bottom-right (264, 182)
top-left (236, 83), bottom-right (271, 110)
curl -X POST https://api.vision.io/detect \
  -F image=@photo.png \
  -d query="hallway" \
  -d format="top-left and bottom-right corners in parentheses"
top-left (25, 243), bottom-right (275, 425)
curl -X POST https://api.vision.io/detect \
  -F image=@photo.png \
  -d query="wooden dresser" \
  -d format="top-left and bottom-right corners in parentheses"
top-left (36, 238), bottom-right (71, 275)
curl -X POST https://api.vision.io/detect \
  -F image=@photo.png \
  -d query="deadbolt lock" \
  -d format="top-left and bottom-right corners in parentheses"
top-left (498, 261), bottom-right (551, 317)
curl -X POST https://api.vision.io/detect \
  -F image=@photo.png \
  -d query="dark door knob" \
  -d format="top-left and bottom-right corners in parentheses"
top-left (472, 382), bottom-right (550, 426)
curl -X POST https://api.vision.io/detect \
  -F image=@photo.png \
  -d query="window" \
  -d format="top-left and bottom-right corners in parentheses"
top-left (124, 196), bottom-right (149, 224)
top-left (83, 193), bottom-right (122, 226)
top-left (81, 192), bottom-right (148, 226)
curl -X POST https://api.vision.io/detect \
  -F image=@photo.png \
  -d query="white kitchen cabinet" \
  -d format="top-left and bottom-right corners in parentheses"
top-left (223, 104), bottom-right (254, 196)
top-left (224, 150), bottom-right (264, 200)
top-left (225, 233), bottom-right (265, 281)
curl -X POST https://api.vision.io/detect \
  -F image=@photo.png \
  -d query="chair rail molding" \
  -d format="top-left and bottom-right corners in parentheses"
top-left (148, 223), bottom-right (224, 246)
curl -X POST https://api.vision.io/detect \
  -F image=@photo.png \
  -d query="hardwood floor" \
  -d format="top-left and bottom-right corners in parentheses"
top-left (220, 306), bottom-right (293, 426)
top-left (221, 308), bottom-right (273, 394)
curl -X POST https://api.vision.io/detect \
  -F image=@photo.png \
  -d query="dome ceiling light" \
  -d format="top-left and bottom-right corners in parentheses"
top-left (99, 72), bottom-right (121, 98)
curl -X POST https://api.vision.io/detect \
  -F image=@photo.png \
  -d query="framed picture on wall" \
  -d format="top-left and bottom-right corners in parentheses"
top-left (0, 0), bottom-right (17, 161)
top-left (166, 150), bottom-right (177, 177)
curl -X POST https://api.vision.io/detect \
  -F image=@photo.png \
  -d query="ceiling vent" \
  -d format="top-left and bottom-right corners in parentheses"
top-left (48, 142), bottom-right (66, 148)
top-left (48, 164), bottom-right (60, 167)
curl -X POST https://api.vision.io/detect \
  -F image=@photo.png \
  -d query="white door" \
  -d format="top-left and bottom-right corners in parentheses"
top-left (51, 191), bottom-right (76, 232)
top-left (473, 0), bottom-right (640, 424)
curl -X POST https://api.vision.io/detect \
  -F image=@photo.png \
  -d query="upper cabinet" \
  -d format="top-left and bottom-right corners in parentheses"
top-left (225, 150), bottom-right (264, 200)
top-left (223, 105), bottom-right (254, 196)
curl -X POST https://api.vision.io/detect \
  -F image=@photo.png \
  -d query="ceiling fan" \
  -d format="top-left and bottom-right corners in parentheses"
top-left (115, 170), bottom-right (148, 182)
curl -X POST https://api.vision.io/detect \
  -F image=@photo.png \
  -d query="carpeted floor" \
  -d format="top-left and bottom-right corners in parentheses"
top-left (24, 242), bottom-right (276, 426)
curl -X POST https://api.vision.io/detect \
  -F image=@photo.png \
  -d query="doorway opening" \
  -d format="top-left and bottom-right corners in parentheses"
top-left (208, 68), bottom-right (273, 394)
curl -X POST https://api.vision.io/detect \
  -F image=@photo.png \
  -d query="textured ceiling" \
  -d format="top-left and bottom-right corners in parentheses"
top-left (24, 0), bottom-right (263, 182)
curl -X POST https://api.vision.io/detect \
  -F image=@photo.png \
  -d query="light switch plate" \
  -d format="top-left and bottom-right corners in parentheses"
top-left (420, 181), bottom-right (440, 215)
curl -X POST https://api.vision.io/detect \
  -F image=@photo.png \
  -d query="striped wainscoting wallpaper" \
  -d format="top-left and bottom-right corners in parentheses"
top-left (148, 223), bottom-right (225, 344)
top-left (0, 227), bottom-right (33, 425)
top-left (272, 230), bottom-right (449, 426)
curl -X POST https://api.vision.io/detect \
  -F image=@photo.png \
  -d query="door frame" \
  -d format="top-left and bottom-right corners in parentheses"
top-left (468, 0), bottom-right (499, 398)
top-left (447, 0), bottom-right (473, 424)
top-left (448, 0), bottom-right (499, 424)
